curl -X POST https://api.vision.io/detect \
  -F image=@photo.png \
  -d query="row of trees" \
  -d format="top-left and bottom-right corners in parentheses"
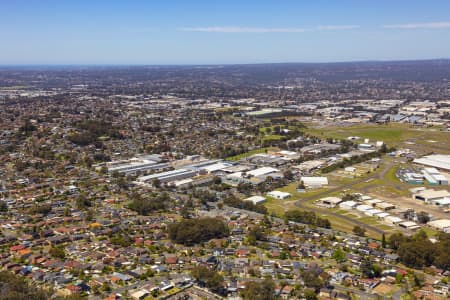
top-left (284, 210), bottom-right (331, 229)
top-left (321, 145), bottom-right (391, 173)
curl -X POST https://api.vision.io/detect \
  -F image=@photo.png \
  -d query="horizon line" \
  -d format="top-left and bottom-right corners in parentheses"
top-left (1, 57), bottom-right (450, 68)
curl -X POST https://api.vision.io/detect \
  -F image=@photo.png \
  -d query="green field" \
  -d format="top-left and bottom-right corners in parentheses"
top-left (304, 123), bottom-right (450, 154)
top-left (226, 147), bottom-right (279, 161)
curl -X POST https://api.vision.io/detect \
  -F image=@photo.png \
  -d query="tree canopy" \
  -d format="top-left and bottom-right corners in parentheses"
top-left (168, 217), bottom-right (229, 245)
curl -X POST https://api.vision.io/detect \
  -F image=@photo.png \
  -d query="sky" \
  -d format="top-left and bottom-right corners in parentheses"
top-left (1, 0), bottom-right (450, 65)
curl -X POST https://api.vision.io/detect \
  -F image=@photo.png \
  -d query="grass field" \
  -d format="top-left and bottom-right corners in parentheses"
top-left (304, 123), bottom-right (450, 154)
top-left (226, 147), bottom-right (279, 161)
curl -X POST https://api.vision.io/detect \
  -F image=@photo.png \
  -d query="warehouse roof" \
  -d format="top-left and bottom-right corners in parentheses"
top-left (414, 154), bottom-right (450, 171)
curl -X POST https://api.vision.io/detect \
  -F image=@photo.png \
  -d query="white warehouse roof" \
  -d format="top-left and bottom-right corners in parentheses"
top-left (300, 176), bottom-right (328, 185)
top-left (244, 195), bottom-right (266, 205)
top-left (414, 154), bottom-right (450, 171)
top-left (428, 219), bottom-right (450, 230)
top-left (248, 167), bottom-right (280, 177)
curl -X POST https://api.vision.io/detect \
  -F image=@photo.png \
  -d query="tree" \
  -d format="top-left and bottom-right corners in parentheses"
top-left (416, 211), bottom-right (430, 224)
top-left (381, 233), bottom-right (387, 248)
top-left (332, 248), bottom-right (346, 262)
top-left (352, 225), bottom-right (366, 237)
top-left (152, 178), bottom-right (161, 188)
top-left (191, 266), bottom-right (224, 291)
top-left (241, 278), bottom-right (276, 300)
top-left (168, 217), bottom-right (229, 245)
top-left (0, 201), bottom-right (7, 212)
top-left (304, 288), bottom-right (318, 300)
top-left (302, 270), bottom-right (324, 290)
top-left (283, 170), bottom-right (294, 180)
top-left (49, 245), bottom-right (66, 259)
top-left (0, 271), bottom-right (50, 299)
top-left (285, 209), bottom-right (331, 229)
top-left (297, 181), bottom-right (305, 190)
top-left (360, 258), bottom-right (375, 278)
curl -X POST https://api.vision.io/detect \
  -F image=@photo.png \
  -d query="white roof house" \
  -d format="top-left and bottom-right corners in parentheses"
top-left (267, 191), bottom-right (291, 200)
top-left (244, 195), bottom-right (266, 205)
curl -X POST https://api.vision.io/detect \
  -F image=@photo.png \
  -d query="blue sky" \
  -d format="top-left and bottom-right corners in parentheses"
top-left (1, 0), bottom-right (450, 64)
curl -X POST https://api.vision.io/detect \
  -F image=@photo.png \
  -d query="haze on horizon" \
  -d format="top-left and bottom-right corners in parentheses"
top-left (2, 0), bottom-right (450, 65)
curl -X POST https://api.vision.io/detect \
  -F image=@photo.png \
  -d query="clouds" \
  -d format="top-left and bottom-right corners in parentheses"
top-left (316, 25), bottom-right (360, 31)
top-left (179, 25), bottom-right (359, 33)
top-left (180, 22), bottom-right (450, 33)
top-left (383, 22), bottom-right (450, 29)
top-left (179, 27), bottom-right (306, 33)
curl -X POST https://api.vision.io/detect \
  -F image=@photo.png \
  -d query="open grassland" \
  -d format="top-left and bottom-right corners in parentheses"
top-left (226, 147), bottom-right (279, 161)
top-left (304, 123), bottom-right (450, 154)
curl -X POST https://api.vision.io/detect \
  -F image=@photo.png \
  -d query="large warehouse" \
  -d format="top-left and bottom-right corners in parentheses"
top-left (414, 154), bottom-right (450, 172)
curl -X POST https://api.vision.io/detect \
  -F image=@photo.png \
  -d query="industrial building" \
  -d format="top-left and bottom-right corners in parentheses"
top-left (300, 176), bottom-right (328, 188)
top-left (412, 189), bottom-right (450, 205)
top-left (421, 168), bottom-right (449, 185)
top-left (137, 168), bottom-right (197, 184)
top-left (317, 196), bottom-right (343, 208)
top-left (267, 190), bottom-right (291, 200)
top-left (244, 195), bottom-right (266, 205)
top-left (428, 219), bottom-right (450, 233)
top-left (414, 154), bottom-right (450, 172)
top-left (106, 155), bottom-right (167, 175)
top-left (222, 167), bottom-right (283, 186)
